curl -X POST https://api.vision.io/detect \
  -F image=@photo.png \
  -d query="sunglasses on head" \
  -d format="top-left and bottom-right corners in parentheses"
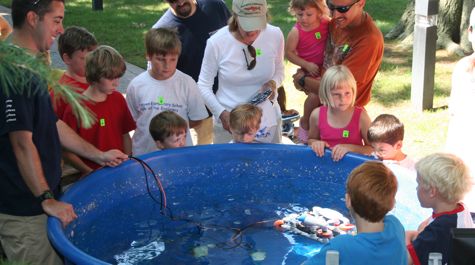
top-left (32, 0), bottom-right (41, 5)
top-left (242, 45), bottom-right (256, 70)
top-left (327, 0), bottom-right (360, 14)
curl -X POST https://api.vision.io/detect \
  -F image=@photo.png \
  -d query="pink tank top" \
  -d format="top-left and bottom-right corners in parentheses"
top-left (295, 18), bottom-right (329, 67)
top-left (318, 106), bottom-right (364, 147)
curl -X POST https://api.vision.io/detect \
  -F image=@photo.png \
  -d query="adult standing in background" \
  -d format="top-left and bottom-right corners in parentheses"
top-left (152, 0), bottom-right (231, 145)
top-left (446, 7), bottom-right (475, 212)
top-left (293, 0), bottom-right (383, 111)
top-left (198, 0), bottom-right (285, 144)
top-left (0, 1), bottom-right (127, 264)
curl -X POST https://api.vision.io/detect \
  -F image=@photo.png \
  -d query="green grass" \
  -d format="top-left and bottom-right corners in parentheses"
top-left (0, 0), bottom-right (459, 159)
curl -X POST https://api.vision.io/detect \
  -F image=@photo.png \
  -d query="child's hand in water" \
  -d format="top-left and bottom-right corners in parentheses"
top-left (309, 140), bottom-right (329, 157)
top-left (330, 144), bottom-right (351, 161)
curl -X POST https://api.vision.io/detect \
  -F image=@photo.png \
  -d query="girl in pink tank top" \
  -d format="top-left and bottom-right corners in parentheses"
top-left (285, 0), bottom-right (331, 144)
top-left (308, 65), bottom-right (373, 161)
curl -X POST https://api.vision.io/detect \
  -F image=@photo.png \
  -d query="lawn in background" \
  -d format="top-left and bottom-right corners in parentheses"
top-left (0, 0), bottom-right (458, 159)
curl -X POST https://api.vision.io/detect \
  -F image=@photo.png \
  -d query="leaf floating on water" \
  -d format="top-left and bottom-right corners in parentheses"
top-left (251, 251), bottom-right (266, 261)
top-left (193, 246), bottom-right (208, 258)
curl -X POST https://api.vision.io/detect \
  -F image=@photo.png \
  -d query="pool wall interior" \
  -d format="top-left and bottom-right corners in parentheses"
top-left (48, 144), bottom-right (374, 264)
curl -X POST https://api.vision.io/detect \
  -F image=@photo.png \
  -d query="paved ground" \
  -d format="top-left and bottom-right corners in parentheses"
top-left (0, 5), bottom-right (143, 94)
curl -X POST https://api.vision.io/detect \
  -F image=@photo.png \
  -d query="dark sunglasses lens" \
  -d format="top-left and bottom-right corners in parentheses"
top-left (329, 5), bottom-right (350, 13)
top-left (248, 45), bottom-right (256, 57)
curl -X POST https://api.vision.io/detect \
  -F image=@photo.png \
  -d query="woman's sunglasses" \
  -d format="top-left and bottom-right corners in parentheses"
top-left (327, 0), bottom-right (360, 14)
top-left (242, 45), bottom-right (256, 70)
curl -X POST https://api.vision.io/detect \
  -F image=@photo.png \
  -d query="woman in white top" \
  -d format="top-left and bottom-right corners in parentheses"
top-left (197, 0), bottom-right (285, 144)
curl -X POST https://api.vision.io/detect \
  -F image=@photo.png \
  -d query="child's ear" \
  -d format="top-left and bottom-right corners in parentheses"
top-left (62, 53), bottom-right (72, 65)
top-left (345, 193), bottom-right (352, 209)
top-left (394, 140), bottom-right (403, 150)
top-left (155, 140), bottom-right (164, 150)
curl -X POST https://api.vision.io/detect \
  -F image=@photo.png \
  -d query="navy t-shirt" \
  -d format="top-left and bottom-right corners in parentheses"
top-left (0, 74), bottom-right (62, 216)
top-left (408, 204), bottom-right (475, 265)
top-left (153, 0), bottom-right (230, 92)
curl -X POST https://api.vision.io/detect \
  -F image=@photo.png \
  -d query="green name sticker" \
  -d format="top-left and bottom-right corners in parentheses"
top-left (256, 48), bottom-right (262, 56)
top-left (342, 130), bottom-right (349, 138)
top-left (100, 118), bottom-right (106, 127)
top-left (158, 96), bottom-right (165, 105)
top-left (315, 32), bottom-right (321, 39)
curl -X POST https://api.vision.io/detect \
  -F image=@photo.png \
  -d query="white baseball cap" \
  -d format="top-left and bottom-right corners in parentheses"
top-left (232, 0), bottom-right (267, 32)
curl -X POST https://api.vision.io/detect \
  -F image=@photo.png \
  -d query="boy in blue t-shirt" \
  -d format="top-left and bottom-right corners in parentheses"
top-left (305, 161), bottom-right (407, 265)
top-left (406, 153), bottom-right (474, 265)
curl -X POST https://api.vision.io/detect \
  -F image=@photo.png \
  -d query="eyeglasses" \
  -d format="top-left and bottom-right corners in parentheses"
top-left (327, 0), bottom-right (360, 14)
top-left (242, 45), bottom-right (256, 70)
top-left (32, 0), bottom-right (41, 5)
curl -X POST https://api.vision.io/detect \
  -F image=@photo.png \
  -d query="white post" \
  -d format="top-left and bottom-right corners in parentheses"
top-left (411, 0), bottom-right (439, 111)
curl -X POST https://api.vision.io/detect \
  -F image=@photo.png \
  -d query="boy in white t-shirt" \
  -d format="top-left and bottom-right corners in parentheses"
top-left (126, 28), bottom-right (208, 155)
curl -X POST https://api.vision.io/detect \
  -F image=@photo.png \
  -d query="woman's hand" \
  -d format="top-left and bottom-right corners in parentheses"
top-left (219, 110), bottom-right (231, 132)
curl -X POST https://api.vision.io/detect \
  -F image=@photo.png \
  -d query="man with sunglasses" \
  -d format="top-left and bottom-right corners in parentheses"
top-left (0, 1), bottom-right (128, 264)
top-left (152, 0), bottom-right (230, 145)
top-left (293, 0), bottom-right (383, 108)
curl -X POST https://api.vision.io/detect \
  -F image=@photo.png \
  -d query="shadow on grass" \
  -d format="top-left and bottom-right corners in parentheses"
top-left (373, 82), bottom-right (451, 107)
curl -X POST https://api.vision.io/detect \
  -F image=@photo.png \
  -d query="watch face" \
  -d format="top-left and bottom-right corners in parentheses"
top-left (39, 190), bottom-right (54, 202)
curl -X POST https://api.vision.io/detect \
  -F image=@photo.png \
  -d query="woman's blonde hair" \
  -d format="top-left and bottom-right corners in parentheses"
top-left (319, 65), bottom-right (357, 108)
top-left (416, 153), bottom-right (472, 203)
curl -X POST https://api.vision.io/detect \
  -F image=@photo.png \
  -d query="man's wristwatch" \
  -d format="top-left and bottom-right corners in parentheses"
top-left (37, 190), bottom-right (54, 203)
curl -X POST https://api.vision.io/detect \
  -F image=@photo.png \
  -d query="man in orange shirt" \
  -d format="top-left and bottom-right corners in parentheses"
top-left (293, 0), bottom-right (383, 108)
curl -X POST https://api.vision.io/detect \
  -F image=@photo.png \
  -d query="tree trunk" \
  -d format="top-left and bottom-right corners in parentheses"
top-left (386, 0), bottom-right (475, 55)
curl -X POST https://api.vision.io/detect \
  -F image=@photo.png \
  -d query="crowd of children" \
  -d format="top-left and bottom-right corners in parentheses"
top-left (14, 0), bottom-right (473, 264)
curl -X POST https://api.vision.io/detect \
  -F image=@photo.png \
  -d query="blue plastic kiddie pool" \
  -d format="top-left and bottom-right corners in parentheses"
top-left (47, 144), bottom-right (422, 264)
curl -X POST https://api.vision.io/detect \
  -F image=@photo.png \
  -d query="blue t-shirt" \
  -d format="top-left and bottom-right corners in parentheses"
top-left (304, 215), bottom-right (407, 265)
top-left (153, 0), bottom-right (230, 90)
top-left (0, 74), bottom-right (61, 216)
top-left (408, 204), bottom-right (474, 265)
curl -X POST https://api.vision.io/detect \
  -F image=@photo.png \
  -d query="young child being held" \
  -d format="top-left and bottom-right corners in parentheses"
top-left (367, 114), bottom-right (415, 170)
top-left (51, 26), bottom-right (97, 118)
top-left (62, 45), bottom-right (136, 174)
top-left (305, 161), bottom-right (407, 265)
top-left (126, 27), bottom-right (208, 155)
top-left (307, 65), bottom-right (372, 161)
top-left (229, 103), bottom-right (262, 143)
top-left (285, 0), bottom-right (330, 144)
top-left (149, 111), bottom-right (187, 150)
top-left (406, 153), bottom-right (474, 265)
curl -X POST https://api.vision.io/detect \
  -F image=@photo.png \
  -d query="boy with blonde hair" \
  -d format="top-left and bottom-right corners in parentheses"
top-left (229, 104), bottom-right (262, 143)
top-left (406, 153), bottom-right (474, 265)
top-left (149, 111), bottom-right (187, 150)
top-left (62, 45), bottom-right (136, 173)
top-left (127, 27), bottom-right (208, 155)
top-left (367, 114), bottom-right (414, 170)
top-left (51, 26), bottom-right (97, 118)
top-left (305, 161), bottom-right (407, 265)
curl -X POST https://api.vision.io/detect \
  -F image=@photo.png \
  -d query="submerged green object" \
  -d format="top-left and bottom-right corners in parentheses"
top-left (0, 41), bottom-right (94, 128)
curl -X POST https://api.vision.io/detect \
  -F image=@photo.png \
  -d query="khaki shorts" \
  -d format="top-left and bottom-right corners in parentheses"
top-left (191, 116), bottom-right (214, 145)
top-left (0, 213), bottom-right (63, 265)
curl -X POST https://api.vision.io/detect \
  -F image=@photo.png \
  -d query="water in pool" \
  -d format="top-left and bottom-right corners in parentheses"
top-left (67, 177), bottom-right (348, 264)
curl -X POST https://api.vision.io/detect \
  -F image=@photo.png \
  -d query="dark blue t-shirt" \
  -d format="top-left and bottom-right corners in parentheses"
top-left (153, 0), bottom-right (230, 92)
top-left (0, 74), bottom-right (62, 216)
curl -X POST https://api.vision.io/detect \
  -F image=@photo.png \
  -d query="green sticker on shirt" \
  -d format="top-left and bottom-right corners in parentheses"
top-left (256, 48), bottom-right (262, 56)
top-left (342, 130), bottom-right (349, 138)
top-left (100, 118), bottom-right (106, 127)
top-left (158, 96), bottom-right (165, 105)
top-left (315, 32), bottom-right (321, 39)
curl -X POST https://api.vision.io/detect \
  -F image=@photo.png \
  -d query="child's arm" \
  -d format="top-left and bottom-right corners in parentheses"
top-left (0, 16), bottom-right (12, 41)
top-left (189, 119), bottom-right (202, 129)
top-left (63, 151), bottom-right (93, 176)
top-left (122, 133), bottom-right (132, 155)
top-left (285, 27), bottom-right (319, 76)
top-left (307, 107), bottom-right (329, 157)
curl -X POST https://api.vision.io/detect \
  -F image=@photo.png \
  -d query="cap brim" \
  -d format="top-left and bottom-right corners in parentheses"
top-left (237, 16), bottom-right (266, 32)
